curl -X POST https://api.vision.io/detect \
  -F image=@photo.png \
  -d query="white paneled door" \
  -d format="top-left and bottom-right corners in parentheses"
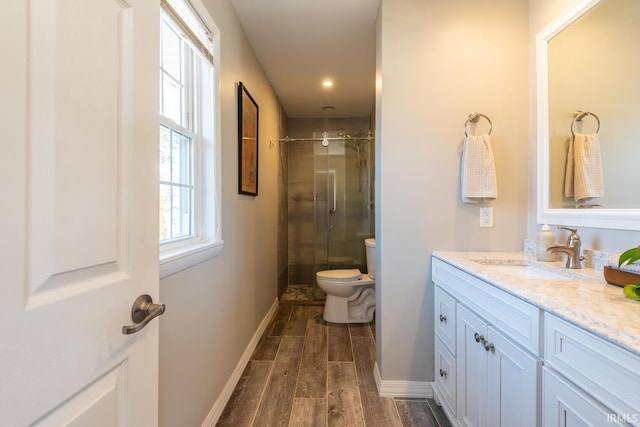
top-left (0, 0), bottom-right (160, 425)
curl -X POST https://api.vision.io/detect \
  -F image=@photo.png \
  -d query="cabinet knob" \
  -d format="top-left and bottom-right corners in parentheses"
top-left (474, 332), bottom-right (485, 343)
top-left (439, 314), bottom-right (447, 323)
top-left (484, 342), bottom-right (495, 352)
top-left (439, 369), bottom-right (447, 378)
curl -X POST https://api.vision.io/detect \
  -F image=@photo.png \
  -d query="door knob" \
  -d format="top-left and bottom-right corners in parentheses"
top-left (122, 294), bottom-right (165, 335)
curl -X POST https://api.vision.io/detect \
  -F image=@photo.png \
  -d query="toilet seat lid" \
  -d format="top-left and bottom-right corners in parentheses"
top-left (316, 269), bottom-right (361, 282)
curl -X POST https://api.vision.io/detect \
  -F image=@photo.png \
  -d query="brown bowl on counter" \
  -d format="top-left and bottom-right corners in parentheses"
top-left (604, 266), bottom-right (640, 288)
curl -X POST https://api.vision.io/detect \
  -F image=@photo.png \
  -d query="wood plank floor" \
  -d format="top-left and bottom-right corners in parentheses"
top-left (217, 306), bottom-right (452, 427)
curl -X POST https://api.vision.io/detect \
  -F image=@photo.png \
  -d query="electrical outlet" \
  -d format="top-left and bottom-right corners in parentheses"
top-left (480, 207), bottom-right (494, 228)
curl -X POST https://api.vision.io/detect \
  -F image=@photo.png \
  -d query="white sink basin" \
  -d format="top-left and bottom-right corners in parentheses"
top-left (472, 259), bottom-right (571, 280)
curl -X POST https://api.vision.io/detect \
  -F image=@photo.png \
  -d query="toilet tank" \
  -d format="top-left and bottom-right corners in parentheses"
top-left (364, 238), bottom-right (376, 279)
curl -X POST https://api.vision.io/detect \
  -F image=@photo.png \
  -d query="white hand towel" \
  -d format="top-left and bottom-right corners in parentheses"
top-left (564, 133), bottom-right (604, 203)
top-left (461, 134), bottom-right (498, 203)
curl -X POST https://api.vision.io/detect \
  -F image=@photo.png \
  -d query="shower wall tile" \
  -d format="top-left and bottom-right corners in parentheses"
top-left (288, 184), bottom-right (314, 202)
top-left (288, 201), bottom-right (314, 225)
top-left (289, 263), bottom-right (314, 285)
top-left (288, 140), bottom-right (314, 157)
top-left (314, 153), bottom-right (329, 168)
top-left (289, 181), bottom-right (315, 202)
top-left (286, 117), bottom-right (370, 137)
top-left (278, 108), bottom-right (289, 298)
top-left (278, 201), bottom-right (289, 265)
top-left (288, 228), bottom-right (314, 257)
top-left (289, 157), bottom-right (314, 183)
top-left (288, 200), bottom-right (314, 265)
top-left (288, 241), bottom-right (314, 263)
top-left (288, 143), bottom-right (313, 172)
top-left (278, 267), bottom-right (288, 298)
top-left (315, 201), bottom-right (329, 222)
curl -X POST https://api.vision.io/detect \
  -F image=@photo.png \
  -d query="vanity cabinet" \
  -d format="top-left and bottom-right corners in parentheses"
top-left (432, 255), bottom-right (640, 427)
top-left (433, 258), bottom-right (541, 427)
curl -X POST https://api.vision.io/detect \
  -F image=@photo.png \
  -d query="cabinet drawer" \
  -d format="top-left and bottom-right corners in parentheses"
top-left (545, 314), bottom-right (640, 426)
top-left (434, 337), bottom-right (456, 418)
top-left (432, 258), bottom-right (541, 355)
top-left (435, 286), bottom-right (456, 355)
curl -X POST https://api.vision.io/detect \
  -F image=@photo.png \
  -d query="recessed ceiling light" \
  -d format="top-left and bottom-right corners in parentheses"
top-left (321, 106), bottom-right (336, 111)
top-left (322, 80), bottom-right (333, 88)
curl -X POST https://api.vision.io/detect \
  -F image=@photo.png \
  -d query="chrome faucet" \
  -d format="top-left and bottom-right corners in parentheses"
top-left (546, 226), bottom-right (584, 269)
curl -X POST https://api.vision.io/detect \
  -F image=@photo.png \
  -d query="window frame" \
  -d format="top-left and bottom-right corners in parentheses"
top-left (158, 0), bottom-right (223, 279)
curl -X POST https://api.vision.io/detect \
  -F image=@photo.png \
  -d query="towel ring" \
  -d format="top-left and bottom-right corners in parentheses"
top-left (464, 112), bottom-right (492, 137)
top-left (571, 110), bottom-right (600, 135)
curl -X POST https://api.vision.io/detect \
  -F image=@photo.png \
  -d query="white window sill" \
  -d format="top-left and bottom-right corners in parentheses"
top-left (159, 239), bottom-right (224, 279)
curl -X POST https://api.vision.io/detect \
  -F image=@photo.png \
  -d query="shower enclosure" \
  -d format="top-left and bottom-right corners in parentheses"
top-left (285, 130), bottom-right (375, 301)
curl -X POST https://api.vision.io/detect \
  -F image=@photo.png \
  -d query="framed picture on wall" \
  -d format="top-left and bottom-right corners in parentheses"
top-left (238, 82), bottom-right (259, 196)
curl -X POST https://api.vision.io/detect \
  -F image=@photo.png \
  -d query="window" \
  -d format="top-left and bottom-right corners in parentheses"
top-left (159, 0), bottom-right (222, 278)
top-left (159, 124), bottom-right (193, 242)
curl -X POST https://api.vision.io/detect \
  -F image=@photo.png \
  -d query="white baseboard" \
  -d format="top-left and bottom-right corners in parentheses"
top-left (373, 362), bottom-right (433, 398)
top-left (201, 298), bottom-right (279, 427)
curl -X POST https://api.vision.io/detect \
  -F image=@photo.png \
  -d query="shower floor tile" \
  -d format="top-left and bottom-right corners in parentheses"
top-left (280, 284), bottom-right (326, 306)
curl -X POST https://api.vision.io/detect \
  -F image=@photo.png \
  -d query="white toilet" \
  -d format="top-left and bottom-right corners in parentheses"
top-left (316, 238), bottom-right (376, 323)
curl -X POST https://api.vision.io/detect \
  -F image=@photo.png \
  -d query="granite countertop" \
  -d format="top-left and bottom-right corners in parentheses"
top-left (432, 251), bottom-right (640, 357)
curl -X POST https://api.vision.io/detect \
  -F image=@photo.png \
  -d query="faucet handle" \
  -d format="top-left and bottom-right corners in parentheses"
top-left (557, 226), bottom-right (577, 234)
top-left (558, 226), bottom-right (580, 246)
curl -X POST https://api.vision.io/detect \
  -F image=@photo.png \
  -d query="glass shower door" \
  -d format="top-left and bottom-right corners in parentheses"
top-left (313, 132), bottom-right (373, 297)
top-left (313, 138), bottom-right (330, 298)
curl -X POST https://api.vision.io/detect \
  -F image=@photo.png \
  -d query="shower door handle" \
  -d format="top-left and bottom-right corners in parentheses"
top-left (329, 208), bottom-right (336, 215)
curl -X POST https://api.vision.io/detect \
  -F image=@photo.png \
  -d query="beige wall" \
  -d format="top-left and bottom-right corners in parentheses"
top-left (376, 0), bottom-right (530, 382)
top-left (527, 0), bottom-right (640, 250)
top-left (158, 0), bottom-right (280, 424)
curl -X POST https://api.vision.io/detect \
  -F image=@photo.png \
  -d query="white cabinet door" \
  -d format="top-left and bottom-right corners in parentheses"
top-left (487, 327), bottom-right (540, 427)
top-left (0, 0), bottom-right (160, 425)
top-left (543, 368), bottom-right (626, 427)
top-left (457, 305), bottom-right (488, 427)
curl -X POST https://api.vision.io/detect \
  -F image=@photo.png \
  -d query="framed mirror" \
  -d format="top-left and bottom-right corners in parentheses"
top-left (536, 0), bottom-right (640, 230)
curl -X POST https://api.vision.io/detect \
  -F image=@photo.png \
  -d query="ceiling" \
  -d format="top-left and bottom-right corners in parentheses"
top-left (229, 0), bottom-right (380, 119)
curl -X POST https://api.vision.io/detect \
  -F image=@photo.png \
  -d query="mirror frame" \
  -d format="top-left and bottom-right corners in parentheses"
top-left (536, 0), bottom-right (640, 231)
